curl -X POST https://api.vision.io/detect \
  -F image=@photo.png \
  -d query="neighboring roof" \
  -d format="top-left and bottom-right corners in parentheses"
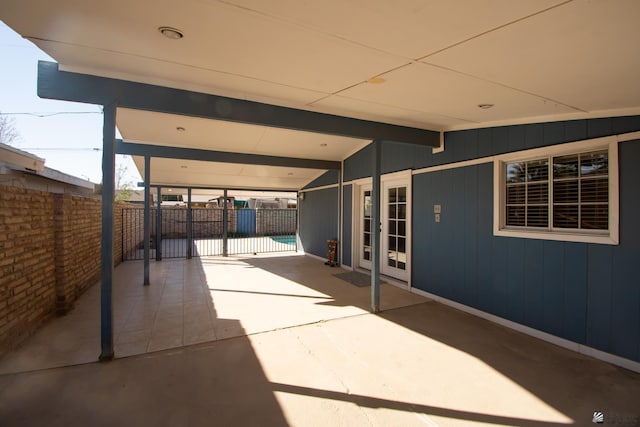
top-left (0, 142), bottom-right (45, 172)
top-left (0, 142), bottom-right (95, 190)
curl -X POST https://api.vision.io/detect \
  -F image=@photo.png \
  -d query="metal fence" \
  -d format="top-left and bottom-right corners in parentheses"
top-left (122, 207), bottom-right (297, 260)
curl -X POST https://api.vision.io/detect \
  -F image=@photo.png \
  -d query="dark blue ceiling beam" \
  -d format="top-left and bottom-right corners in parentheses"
top-left (116, 139), bottom-right (340, 170)
top-left (38, 61), bottom-right (440, 147)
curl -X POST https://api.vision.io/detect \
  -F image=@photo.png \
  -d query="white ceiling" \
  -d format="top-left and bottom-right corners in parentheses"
top-left (119, 108), bottom-right (368, 189)
top-left (2, 0), bottom-right (640, 188)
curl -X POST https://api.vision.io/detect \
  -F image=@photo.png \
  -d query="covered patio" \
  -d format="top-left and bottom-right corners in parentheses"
top-left (1, 253), bottom-right (639, 426)
top-left (1, 2), bottom-right (640, 424)
top-left (0, 252), bottom-right (424, 374)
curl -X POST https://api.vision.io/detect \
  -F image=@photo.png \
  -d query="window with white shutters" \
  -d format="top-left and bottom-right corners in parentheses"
top-left (495, 137), bottom-right (618, 245)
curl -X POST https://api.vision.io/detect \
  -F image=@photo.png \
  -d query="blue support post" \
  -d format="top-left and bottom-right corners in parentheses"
top-left (223, 189), bottom-right (228, 257)
top-left (187, 188), bottom-right (193, 259)
top-left (143, 155), bottom-right (150, 286)
top-left (338, 167), bottom-right (343, 266)
top-left (99, 104), bottom-right (116, 361)
top-left (156, 186), bottom-right (162, 261)
top-left (371, 139), bottom-right (381, 313)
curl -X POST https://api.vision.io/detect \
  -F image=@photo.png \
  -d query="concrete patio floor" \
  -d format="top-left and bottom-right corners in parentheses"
top-left (1, 253), bottom-right (639, 426)
top-left (0, 252), bottom-right (423, 374)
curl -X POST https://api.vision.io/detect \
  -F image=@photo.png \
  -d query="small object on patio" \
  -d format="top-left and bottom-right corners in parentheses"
top-left (325, 239), bottom-right (338, 267)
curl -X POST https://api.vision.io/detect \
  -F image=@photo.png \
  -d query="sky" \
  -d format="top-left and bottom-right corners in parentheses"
top-left (0, 20), bottom-right (141, 186)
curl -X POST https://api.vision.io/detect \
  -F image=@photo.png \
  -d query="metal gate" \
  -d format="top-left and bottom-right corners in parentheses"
top-left (122, 207), bottom-right (297, 261)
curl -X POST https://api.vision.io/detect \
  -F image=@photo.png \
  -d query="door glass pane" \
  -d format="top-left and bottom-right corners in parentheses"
top-left (388, 256), bottom-right (396, 267)
top-left (388, 220), bottom-right (397, 235)
top-left (398, 204), bottom-right (407, 220)
top-left (398, 237), bottom-right (406, 253)
top-left (385, 185), bottom-right (408, 274)
top-left (398, 187), bottom-right (406, 202)
top-left (388, 188), bottom-right (397, 203)
top-left (388, 236), bottom-right (397, 251)
top-left (364, 191), bottom-right (371, 217)
top-left (362, 189), bottom-right (372, 264)
top-left (398, 220), bottom-right (406, 236)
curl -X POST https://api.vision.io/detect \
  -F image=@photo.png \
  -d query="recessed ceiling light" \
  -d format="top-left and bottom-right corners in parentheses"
top-left (367, 77), bottom-right (385, 84)
top-left (478, 103), bottom-right (494, 109)
top-left (176, 126), bottom-right (186, 132)
top-left (159, 26), bottom-right (184, 40)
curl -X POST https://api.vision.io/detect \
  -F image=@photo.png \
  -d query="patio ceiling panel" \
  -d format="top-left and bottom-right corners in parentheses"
top-left (134, 156), bottom-right (322, 191)
top-left (224, 0), bottom-right (565, 60)
top-left (4, 0), bottom-right (639, 134)
top-left (29, 39), bottom-right (328, 108)
top-left (330, 62), bottom-right (579, 126)
top-left (423, 0), bottom-right (640, 115)
top-left (116, 108), bottom-right (370, 162)
top-left (2, 0), bottom-right (639, 190)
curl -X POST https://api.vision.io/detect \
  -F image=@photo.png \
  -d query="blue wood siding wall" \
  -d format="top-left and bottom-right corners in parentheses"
top-left (302, 170), bottom-right (339, 189)
top-left (337, 115), bottom-right (640, 363)
top-left (342, 184), bottom-right (352, 267)
top-left (412, 139), bottom-right (640, 363)
top-left (299, 187), bottom-right (339, 258)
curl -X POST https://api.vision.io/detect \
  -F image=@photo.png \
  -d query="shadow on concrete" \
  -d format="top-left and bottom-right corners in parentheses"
top-left (241, 255), bottom-right (640, 426)
top-left (2, 253), bottom-right (639, 426)
top-left (270, 382), bottom-right (568, 427)
top-left (0, 251), bottom-right (291, 426)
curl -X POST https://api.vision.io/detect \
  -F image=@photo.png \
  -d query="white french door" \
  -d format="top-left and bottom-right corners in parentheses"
top-left (357, 184), bottom-right (373, 270)
top-left (355, 172), bottom-right (411, 283)
top-left (381, 176), bottom-right (410, 281)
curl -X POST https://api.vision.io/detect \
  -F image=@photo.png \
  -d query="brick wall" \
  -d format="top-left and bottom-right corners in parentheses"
top-left (256, 209), bottom-right (297, 235)
top-left (0, 187), bottom-right (57, 356)
top-left (54, 194), bottom-right (102, 314)
top-left (119, 205), bottom-right (150, 260)
top-left (190, 208), bottom-right (237, 238)
top-left (0, 186), bottom-right (127, 357)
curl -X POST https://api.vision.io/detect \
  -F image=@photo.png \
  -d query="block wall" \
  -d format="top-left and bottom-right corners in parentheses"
top-left (256, 209), bottom-right (297, 235)
top-left (0, 186), bottom-right (126, 357)
top-left (0, 187), bottom-right (56, 357)
top-left (54, 194), bottom-right (102, 313)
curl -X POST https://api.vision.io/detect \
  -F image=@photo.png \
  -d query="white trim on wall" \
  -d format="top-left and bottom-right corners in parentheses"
top-left (412, 156), bottom-right (494, 176)
top-left (299, 183), bottom-right (339, 193)
top-left (445, 109), bottom-right (640, 132)
top-left (410, 286), bottom-right (640, 374)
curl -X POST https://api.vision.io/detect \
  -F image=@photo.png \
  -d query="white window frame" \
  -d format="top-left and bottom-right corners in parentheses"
top-left (494, 135), bottom-right (619, 245)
